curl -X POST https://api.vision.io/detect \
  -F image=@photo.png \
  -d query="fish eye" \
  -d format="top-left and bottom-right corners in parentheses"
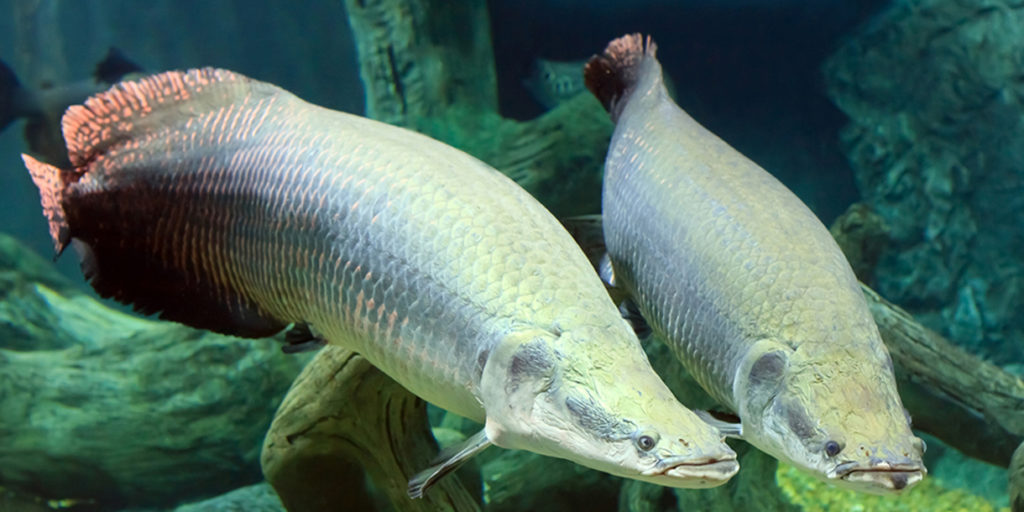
top-left (635, 432), bottom-right (659, 452)
top-left (824, 440), bottom-right (842, 457)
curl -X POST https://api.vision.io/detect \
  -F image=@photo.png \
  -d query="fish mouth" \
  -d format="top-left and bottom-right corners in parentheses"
top-left (646, 456), bottom-right (740, 487)
top-left (830, 461), bottom-right (925, 492)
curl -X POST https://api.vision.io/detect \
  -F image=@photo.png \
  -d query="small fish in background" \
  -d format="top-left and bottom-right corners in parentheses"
top-left (0, 47), bottom-right (143, 167)
top-left (522, 58), bottom-right (588, 109)
top-left (583, 34), bottom-right (926, 494)
top-left (22, 68), bottom-right (738, 497)
top-left (523, 56), bottom-right (677, 111)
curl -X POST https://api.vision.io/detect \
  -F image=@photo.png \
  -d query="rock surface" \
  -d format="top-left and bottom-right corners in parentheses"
top-left (824, 0), bottom-right (1024, 364)
top-left (0, 233), bottom-right (306, 510)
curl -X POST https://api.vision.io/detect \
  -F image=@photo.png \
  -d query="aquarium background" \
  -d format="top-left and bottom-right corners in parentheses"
top-left (0, 0), bottom-right (1020, 511)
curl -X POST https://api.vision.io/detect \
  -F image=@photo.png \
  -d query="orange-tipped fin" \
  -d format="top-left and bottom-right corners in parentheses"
top-left (584, 33), bottom-right (658, 121)
top-left (22, 154), bottom-right (70, 257)
top-left (61, 67), bottom-right (255, 168)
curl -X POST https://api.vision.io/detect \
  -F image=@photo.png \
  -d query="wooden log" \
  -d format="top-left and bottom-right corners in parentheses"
top-left (260, 346), bottom-right (480, 512)
top-left (342, 0), bottom-right (497, 125)
top-left (0, 235), bottom-right (305, 510)
top-left (832, 204), bottom-right (1024, 467)
top-left (341, 0), bottom-right (612, 217)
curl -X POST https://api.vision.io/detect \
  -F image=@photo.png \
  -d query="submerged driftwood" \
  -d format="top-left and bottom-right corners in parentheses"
top-left (824, 0), bottom-right (1024, 365)
top-left (260, 346), bottom-right (480, 512)
top-left (0, 234), bottom-right (305, 510)
top-left (342, 0), bottom-right (612, 217)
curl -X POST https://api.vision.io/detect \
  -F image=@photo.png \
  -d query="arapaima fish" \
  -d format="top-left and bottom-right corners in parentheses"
top-left (23, 68), bottom-right (738, 496)
top-left (585, 34), bottom-right (925, 493)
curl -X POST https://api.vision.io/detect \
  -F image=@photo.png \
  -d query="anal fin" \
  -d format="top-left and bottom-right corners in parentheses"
top-left (70, 233), bottom-right (285, 339)
top-left (281, 322), bottom-right (326, 354)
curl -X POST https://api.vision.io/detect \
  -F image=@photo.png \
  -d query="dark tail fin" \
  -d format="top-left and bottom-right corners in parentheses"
top-left (584, 33), bottom-right (657, 121)
top-left (0, 59), bottom-right (23, 133)
top-left (43, 69), bottom-right (289, 338)
top-left (22, 154), bottom-right (71, 256)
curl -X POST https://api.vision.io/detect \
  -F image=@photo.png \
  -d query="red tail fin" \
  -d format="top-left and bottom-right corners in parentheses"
top-left (584, 33), bottom-right (658, 121)
top-left (22, 154), bottom-right (70, 256)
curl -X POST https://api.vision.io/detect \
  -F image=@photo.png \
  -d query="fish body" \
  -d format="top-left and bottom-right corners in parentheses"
top-left (523, 58), bottom-right (588, 109)
top-left (585, 34), bottom-right (925, 493)
top-left (24, 68), bottom-right (737, 494)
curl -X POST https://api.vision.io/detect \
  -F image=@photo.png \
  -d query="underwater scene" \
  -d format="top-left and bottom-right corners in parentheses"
top-left (0, 0), bottom-right (1022, 511)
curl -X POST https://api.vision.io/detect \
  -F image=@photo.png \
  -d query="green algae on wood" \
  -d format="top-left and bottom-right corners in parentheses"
top-left (343, 0), bottom-right (611, 217)
top-left (261, 346), bottom-right (480, 512)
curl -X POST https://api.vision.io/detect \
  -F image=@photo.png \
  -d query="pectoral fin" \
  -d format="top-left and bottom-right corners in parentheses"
top-left (695, 409), bottom-right (744, 439)
top-left (408, 428), bottom-right (492, 499)
top-left (281, 322), bottom-right (326, 354)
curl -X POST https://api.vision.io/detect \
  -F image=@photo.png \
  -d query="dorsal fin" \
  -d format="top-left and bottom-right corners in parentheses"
top-left (62, 68), bottom-right (262, 168)
top-left (584, 33), bottom-right (658, 121)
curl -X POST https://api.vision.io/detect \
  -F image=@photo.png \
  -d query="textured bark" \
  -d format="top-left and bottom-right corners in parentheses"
top-left (342, 0), bottom-right (611, 217)
top-left (0, 234), bottom-right (305, 510)
top-left (343, 0), bottom-right (496, 124)
top-left (261, 346), bottom-right (480, 512)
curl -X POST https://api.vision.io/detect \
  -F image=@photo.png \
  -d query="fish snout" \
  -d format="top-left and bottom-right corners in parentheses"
top-left (648, 446), bottom-right (739, 486)
top-left (831, 457), bottom-right (925, 493)
top-left (661, 457), bottom-right (739, 487)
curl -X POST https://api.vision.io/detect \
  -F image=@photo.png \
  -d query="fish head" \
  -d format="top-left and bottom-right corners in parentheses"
top-left (480, 325), bottom-right (738, 488)
top-left (734, 340), bottom-right (926, 494)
